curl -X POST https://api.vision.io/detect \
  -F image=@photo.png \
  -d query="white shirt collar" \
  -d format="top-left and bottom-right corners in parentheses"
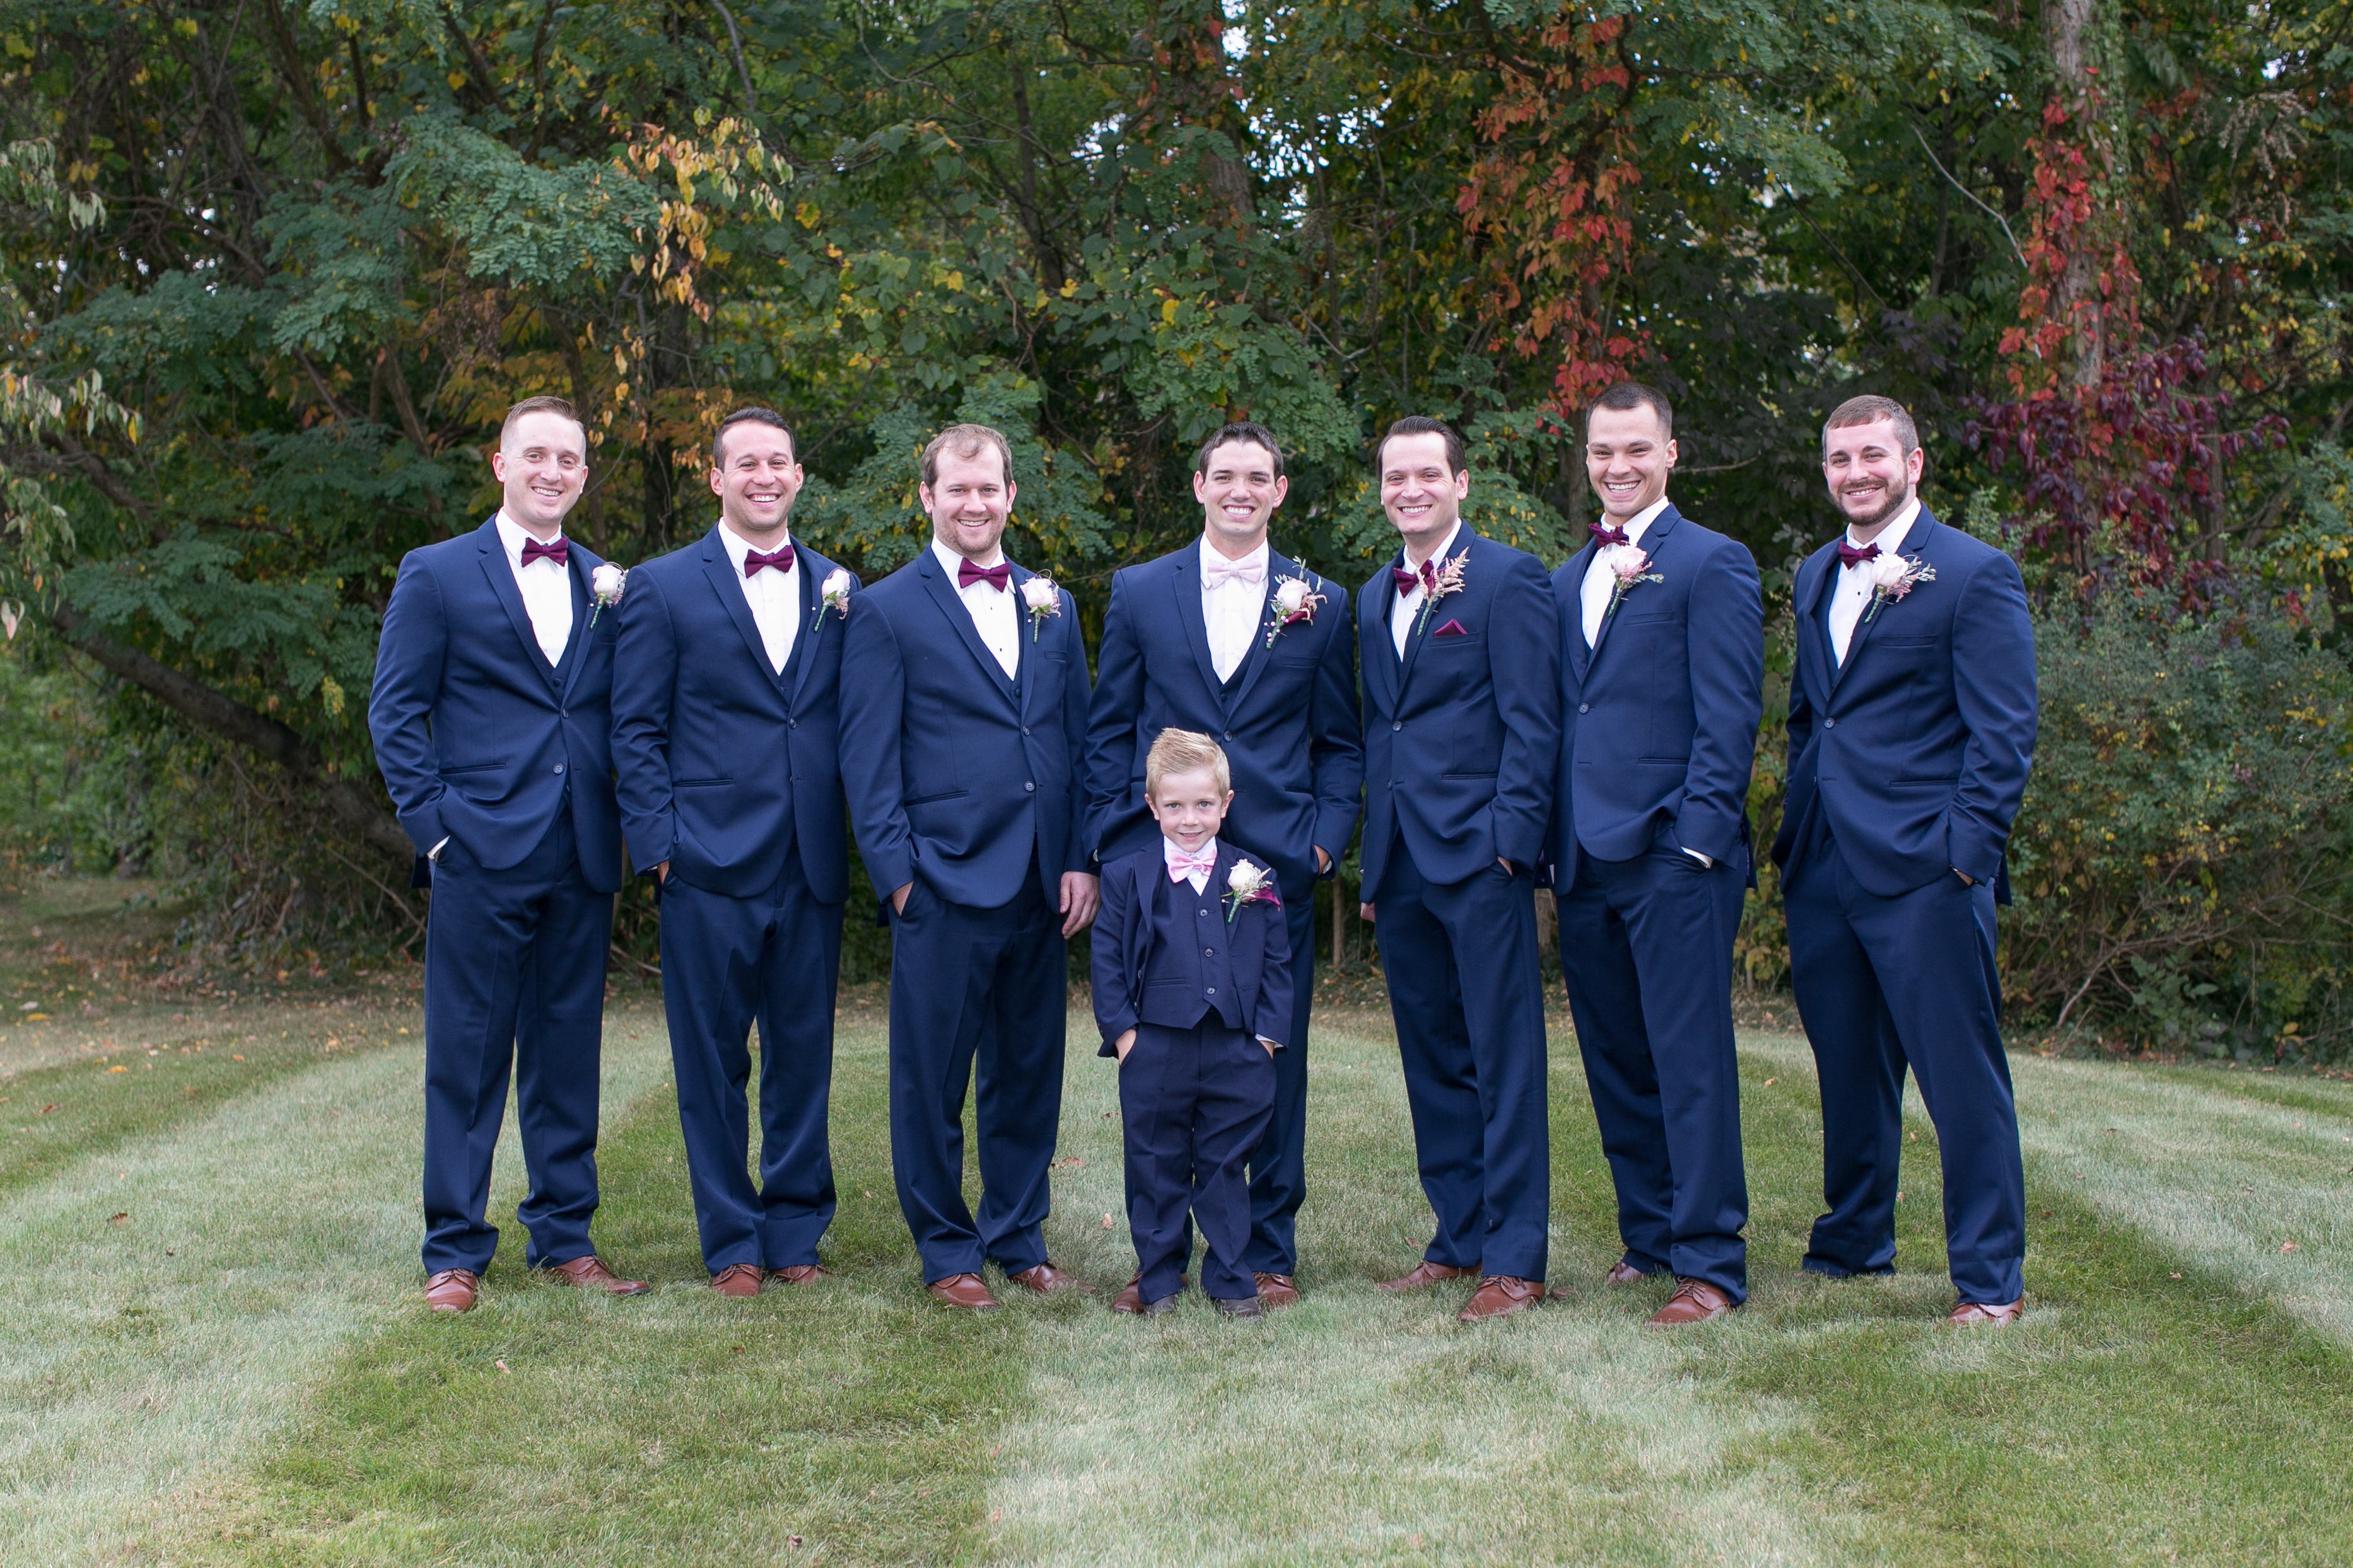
top-left (1200, 535), bottom-right (1270, 578)
top-left (494, 509), bottom-right (564, 565)
top-left (931, 536), bottom-right (1007, 580)
top-left (717, 520), bottom-right (795, 568)
top-left (1402, 521), bottom-right (1464, 580)
top-left (1616, 496), bottom-right (1671, 548)
top-left (1845, 497), bottom-right (1921, 566)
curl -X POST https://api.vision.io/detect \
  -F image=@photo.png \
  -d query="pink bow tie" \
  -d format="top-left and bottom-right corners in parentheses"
top-left (1167, 849), bottom-right (1217, 883)
top-left (1203, 555), bottom-right (1265, 589)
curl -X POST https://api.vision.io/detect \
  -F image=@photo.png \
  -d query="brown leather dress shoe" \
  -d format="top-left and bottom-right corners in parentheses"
top-left (1253, 1272), bottom-right (1300, 1309)
top-left (926, 1272), bottom-right (1000, 1310)
top-left (1458, 1274), bottom-right (1545, 1323)
top-left (1947, 1298), bottom-right (2024, 1326)
top-left (710, 1262), bottom-right (764, 1298)
top-left (1213, 1294), bottom-right (1264, 1318)
top-left (1647, 1278), bottom-right (1736, 1326)
top-left (425, 1269), bottom-right (479, 1313)
top-left (1006, 1262), bottom-right (1092, 1295)
top-left (543, 1255), bottom-right (651, 1296)
top-left (1604, 1261), bottom-right (1651, 1287)
top-left (766, 1264), bottom-right (832, 1286)
top-left (1376, 1260), bottom-right (1479, 1294)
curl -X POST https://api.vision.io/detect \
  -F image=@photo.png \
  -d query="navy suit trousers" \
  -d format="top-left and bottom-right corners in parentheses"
top-left (657, 851), bottom-right (843, 1272)
top-left (1785, 837), bottom-right (2026, 1305)
top-left (1376, 843), bottom-right (1551, 1281)
top-left (1556, 839), bottom-right (1749, 1300)
top-left (887, 870), bottom-right (1065, 1282)
top-left (1121, 1019), bottom-right (1275, 1304)
top-left (419, 808), bottom-right (610, 1275)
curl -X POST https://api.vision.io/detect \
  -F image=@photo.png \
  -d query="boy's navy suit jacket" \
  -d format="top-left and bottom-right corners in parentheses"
top-left (1090, 840), bottom-right (1293, 1055)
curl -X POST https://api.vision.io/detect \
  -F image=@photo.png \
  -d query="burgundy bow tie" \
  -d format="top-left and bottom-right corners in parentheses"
top-left (958, 558), bottom-right (1012, 592)
top-left (743, 544), bottom-right (795, 577)
top-left (519, 536), bottom-right (569, 568)
top-left (1836, 540), bottom-right (1881, 569)
top-left (1391, 561), bottom-right (1435, 595)
top-left (1589, 521), bottom-right (1631, 549)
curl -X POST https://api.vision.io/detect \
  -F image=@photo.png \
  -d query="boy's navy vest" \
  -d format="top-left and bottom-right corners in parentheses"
top-left (1136, 871), bottom-right (1244, 1033)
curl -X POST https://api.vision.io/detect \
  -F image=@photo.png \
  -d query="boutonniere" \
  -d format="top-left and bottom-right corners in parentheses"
top-left (1020, 575), bottom-right (1061, 642)
top-left (1263, 572), bottom-right (1327, 648)
top-left (588, 562), bottom-right (628, 629)
top-left (1862, 552), bottom-right (1936, 623)
top-left (1414, 552), bottom-right (1468, 636)
top-left (1223, 859), bottom-right (1281, 924)
top-left (1599, 543), bottom-right (1662, 618)
top-left (820, 566), bottom-right (855, 620)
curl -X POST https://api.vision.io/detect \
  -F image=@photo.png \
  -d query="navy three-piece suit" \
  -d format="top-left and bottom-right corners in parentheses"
top-left (610, 528), bottom-right (851, 1274)
top-left (1357, 529), bottom-right (1561, 1283)
top-left (1773, 508), bottom-right (2036, 1305)
top-left (838, 549), bottom-right (1092, 1284)
top-left (1083, 544), bottom-right (1360, 1275)
top-left (1092, 840), bottom-right (1293, 1305)
top-left (1550, 504), bottom-right (1763, 1300)
top-left (368, 516), bottom-right (623, 1276)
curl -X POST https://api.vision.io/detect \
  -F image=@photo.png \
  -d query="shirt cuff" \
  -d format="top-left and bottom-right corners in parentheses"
top-left (1684, 847), bottom-right (1713, 869)
top-left (429, 836), bottom-right (449, 862)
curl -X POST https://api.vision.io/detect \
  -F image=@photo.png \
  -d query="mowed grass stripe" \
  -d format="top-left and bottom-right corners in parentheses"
top-left (0, 1006), bottom-right (673, 1567)
top-left (1724, 1046), bottom-right (2353, 1565)
top-left (983, 1017), bottom-right (1857, 1566)
top-left (181, 1014), bottom-right (1040, 1567)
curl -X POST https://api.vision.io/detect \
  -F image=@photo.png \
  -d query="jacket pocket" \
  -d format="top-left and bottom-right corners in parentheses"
top-left (440, 759), bottom-right (505, 775)
top-left (674, 777), bottom-right (732, 788)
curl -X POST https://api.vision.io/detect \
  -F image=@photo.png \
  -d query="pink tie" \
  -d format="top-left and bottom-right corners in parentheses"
top-left (1167, 849), bottom-right (1217, 883)
top-left (1202, 555), bottom-right (1265, 590)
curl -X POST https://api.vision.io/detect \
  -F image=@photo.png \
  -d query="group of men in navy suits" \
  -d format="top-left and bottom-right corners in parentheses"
top-left (369, 385), bottom-right (2035, 1329)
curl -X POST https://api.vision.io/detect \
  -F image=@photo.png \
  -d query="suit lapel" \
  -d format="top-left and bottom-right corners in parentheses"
top-left (1827, 514), bottom-right (1930, 696)
top-left (789, 550), bottom-right (830, 706)
top-left (556, 548), bottom-right (595, 699)
top-left (1358, 574), bottom-right (1399, 714)
top-left (701, 530), bottom-right (788, 692)
top-left (475, 520), bottom-right (552, 678)
top-left (1562, 539), bottom-right (1598, 685)
top-left (1169, 550), bottom-right (1226, 702)
top-left (1396, 536), bottom-right (1471, 702)
top-left (918, 550), bottom-right (1019, 706)
top-left (1222, 555), bottom-right (1295, 716)
top-left (1585, 506), bottom-right (1681, 678)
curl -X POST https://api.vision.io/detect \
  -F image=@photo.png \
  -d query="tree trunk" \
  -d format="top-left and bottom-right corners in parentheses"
top-left (2046, 0), bottom-right (2106, 390)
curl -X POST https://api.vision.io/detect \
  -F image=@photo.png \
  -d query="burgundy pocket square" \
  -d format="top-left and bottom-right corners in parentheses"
top-left (1432, 618), bottom-right (1469, 637)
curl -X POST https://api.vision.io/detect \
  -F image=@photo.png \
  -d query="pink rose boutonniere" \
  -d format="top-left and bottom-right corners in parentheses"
top-left (1414, 552), bottom-right (1468, 636)
top-left (1599, 542), bottom-right (1662, 618)
top-left (820, 566), bottom-right (856, 620)
top-left (588, 562), bottom-right (628, 630)
top-left (1861, 552), bottom-right (1936, 624)
top-left (1223, 859), bottom-right (1281, 925)
top-left (1020, 575), bottom-right (1061, 641)
top-left (1263, 573), bottom-right (1328, 648)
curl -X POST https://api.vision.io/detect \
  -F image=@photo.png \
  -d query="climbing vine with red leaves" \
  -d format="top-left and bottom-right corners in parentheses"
top-left (1996, 98), bottom-right (2141, 390)
top-left (1456, 8), bottom-right (1644, 415)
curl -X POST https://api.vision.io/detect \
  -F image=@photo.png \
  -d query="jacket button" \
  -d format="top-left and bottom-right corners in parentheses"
top-left (552, 764), bottom-right (565, 775)
top-left (1825, 718), bottom-right (1836, 729)
top-left (1204, 948), bottom-right (1215, 956)
top-left (1391, 721), bottom-right (1403, 731)
top-left (1578, 703), bottom-right (1589, 714)
top-left (1223, 731), bottom-right (1234, 740)
top-left (1200, 909), bottom-right (1210, 917)
top-left (1206, 986), bottom-right (1217, 995)
top-left (1024, 781), bottom-right (1036, 793)
top-left (1022, 726), bottom-right (1032, 735)
top-left (789, 719), bottom-right (798, 729)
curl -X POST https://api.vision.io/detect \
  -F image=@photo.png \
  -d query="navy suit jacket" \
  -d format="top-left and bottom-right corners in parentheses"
top-left (1083, 543), bottom-right (1362, 896)
top-left (1090, 840), bottom-right (1293, 1054)
top-left (1550, 504), bottom-right (1763, 888)
top-left (1770, 509), bottom-right (2036, 898)
top-left (368, 516), bottom-right (622, 892)
top-left (1356, 529), bottom-right (1562, 898)
top-left (608, 528), bottom-right (850, 903)
top-left (838, 549), bottom-right (1092, 909)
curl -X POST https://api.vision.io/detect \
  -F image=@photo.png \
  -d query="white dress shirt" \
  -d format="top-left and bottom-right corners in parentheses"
top-left (495, 509), bottom-right (575, 666)
top-left (1201, 537), bottom-right (1270, 683)
top-left (716, 523), bottom-right (801, 674)
top-left (931, 537), bottom-right (1019, 679)
top-left (1579, 496), bottom-right (1671, 646)
top-left (1390, 521), bottom-right (1464, 659)
top-left (1165, 834), bottom-right (1219, 894)
top-left (1827, 497), bottom-right (1921, 666)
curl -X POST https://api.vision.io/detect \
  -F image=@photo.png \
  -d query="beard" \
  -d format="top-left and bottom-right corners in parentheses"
top-left (1837, 469), bottom-right (1912, 530)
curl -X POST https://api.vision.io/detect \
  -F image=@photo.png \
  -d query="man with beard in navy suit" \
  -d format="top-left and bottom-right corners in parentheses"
top-left (1548, 381), bottom-right (1763, 1327)
top-left (370, 395), bottom-right (649, 1313)
top-left (1083, 421), bottom-right (1361, 1311)
top-left (610, 407), bottom-right (854, 1297)
top-left (1774, 394), bottom-right (2036, 1326)
top-left (839, 423), bottom-right (1099, 1310)
top-left (1355, 416), bottom-right (1561, 1323)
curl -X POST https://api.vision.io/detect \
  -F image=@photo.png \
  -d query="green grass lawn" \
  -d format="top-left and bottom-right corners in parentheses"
top-left (4, 883), bottom-right (2352, 1565)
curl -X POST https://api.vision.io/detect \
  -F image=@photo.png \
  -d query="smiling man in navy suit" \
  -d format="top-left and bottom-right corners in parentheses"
top-left (1355, 415), bottom-right (1561, 1323)
top-left (1773, 394), bottom-right (2036, 1326)
top-left (370, 395), bottom-right (649, 1313)
top-left (1550, 382), bottom-right (1763, 1327)
top-left (839, 423), bottom-right (1099, 1310)
top-left (610, 407), bottom-right (853, 1297)
top-left (1083, 421), bottom-right (1361, 1311)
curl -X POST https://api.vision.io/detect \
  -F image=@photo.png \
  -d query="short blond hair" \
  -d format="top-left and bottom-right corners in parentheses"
top-left (1145, 729), bottom-right (1230, 797)
top-left (920, 422), bottom-right (1013, 487)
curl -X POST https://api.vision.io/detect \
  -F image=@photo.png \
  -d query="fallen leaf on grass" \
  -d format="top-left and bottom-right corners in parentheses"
top-left (1102, 1212), bottom-right (1115, 1228)
top-left (2281, 1241), bottom-right (2299, 1253)
top-left (231, 1055), bottom-right (244, 1062)
top-left (108, 1212), bottom-right (128, 1224)
top-left (1762, 1077), bottom-right (1776, 1086)
top-left (790, 1536), bottom-right (803, 1548)
top-left (494, 1359), bottom-right (511, 1374)
top-left (37, 1103), bottom-right (56, 1114)
top-left (2170, 1273), bottom-right (2183, 1279)
top-left (106, 1065), bottom-right (126, 1074)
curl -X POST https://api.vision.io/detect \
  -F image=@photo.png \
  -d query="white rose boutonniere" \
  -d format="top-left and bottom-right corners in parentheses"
top-left (821, 566), bottom-right (856, 620)
top-left (1262, 572), bottom-right (1328, 648)
top-left (1021, 574), bottom-right (1061, 641)
top-left (1861, 552), bottom-right (1936, 624)
top-left (1599, 543), bottom-right (1662, 618)
top-left (1223, 858), bottom-right (1281, 925)
top-left (588, 562), bottom-right (627, 629)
